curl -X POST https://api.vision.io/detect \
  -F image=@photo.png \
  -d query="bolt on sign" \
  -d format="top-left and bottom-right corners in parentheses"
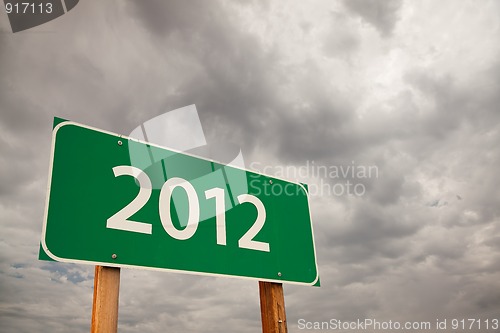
top-left (40, 118), bottom-right (320, 286)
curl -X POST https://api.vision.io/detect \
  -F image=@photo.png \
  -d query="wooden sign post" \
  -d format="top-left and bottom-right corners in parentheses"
top-left (90, 266), bottom-right (121, 333)
top-left (259, 281), bottom-right (288, 333)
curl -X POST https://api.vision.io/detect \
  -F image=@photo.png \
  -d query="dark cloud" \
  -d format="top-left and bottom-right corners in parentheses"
top-left (330, 203), bottom-right (421, 260)
top-left (323, 12), bottom-right (361, 59)
top-left (123, 0), bottom-right (283, 154)
top-left (125, 0), bottom-right (215, 37)
top-left (343, 0), bottom-right (403, 37)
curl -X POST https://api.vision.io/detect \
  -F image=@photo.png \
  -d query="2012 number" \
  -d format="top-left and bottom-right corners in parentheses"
top-left (106, 166), bottom-right (270, 252)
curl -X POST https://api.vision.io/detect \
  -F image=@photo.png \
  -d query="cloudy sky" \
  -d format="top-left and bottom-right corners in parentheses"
top-left (1, 0), bottom-right (500, 332)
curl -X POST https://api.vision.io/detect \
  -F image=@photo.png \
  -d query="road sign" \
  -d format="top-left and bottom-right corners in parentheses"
top-left (41, 119), bottom-right (319, 286)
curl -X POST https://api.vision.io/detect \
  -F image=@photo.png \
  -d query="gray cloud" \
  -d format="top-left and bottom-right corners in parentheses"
top-left (123, 0), bottom-right (284, 153)
top-left (323, 12), bottom-right (361, 59)
top-left (343, 0), bottom-right (403, 37)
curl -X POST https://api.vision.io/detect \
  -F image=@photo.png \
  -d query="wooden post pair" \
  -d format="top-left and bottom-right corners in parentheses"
top-left (90, 266), bottom-right (287, 333)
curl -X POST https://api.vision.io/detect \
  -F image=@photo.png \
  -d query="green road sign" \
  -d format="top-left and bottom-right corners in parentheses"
top-left (41, 119), bottom-right (319, 286)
